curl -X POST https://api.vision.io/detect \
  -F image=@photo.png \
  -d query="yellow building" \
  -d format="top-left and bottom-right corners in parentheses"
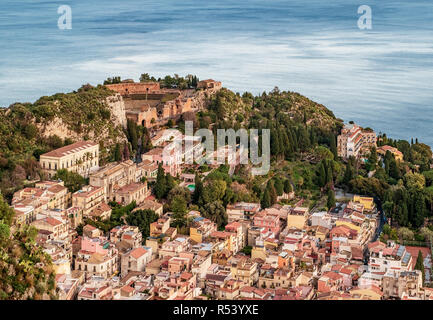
top-left (353, 195), bottom-right (375, 211)
top-left (286, 207), bottom-right (308, 229)
top-left (335, 220), bottom-right (361, 233)
top-left (377, 145), bottom-right (404, 162)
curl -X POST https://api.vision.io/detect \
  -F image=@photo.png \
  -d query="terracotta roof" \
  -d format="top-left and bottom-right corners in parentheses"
top-left (130, 247), bottom-right (147, 259)
top-left (41, 141), bottom-right (97, 158)
top-left (45, 217), bottom-right (62, 226)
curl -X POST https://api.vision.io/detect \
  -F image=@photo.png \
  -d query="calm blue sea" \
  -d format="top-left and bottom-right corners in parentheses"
top-left (0, 0), bottom-right (432, 145)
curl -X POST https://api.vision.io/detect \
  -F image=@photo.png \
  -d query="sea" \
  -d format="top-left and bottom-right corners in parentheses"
top-left (0, 0), bottom-right (432, 145)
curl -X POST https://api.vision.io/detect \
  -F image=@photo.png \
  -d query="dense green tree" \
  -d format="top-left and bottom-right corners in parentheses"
top-left (366, 146), bottom-right (378, 171)
top-left (327, 188), bottom-right (336, 209)
top-left (261, 188), bottom-right (271, 209)
top-left (317, 161), bottom-right (327, 188)
top-left (193, 173), bottom-right (203, 204)
top-left (343, 162), bottom-right (354, 185)
top-left (202, 200), bottom-right (227, 228)
top-left (52, 169), bottom-right (86, 193)
top-left (170, 195), bottom-right (188, 227)
top-left (125, 209), bottom-right (159, 239)
top-left (283, 179), bottom-right (292, 193)
top-left (114, 143), bottom-right (122, 162)
top-left (127, 119), bottom-right (138, 151)
top-left (168, 186), bottom-right (191, 205)
top-left (154, 164), bottom-right (166, 199)
top-left (415, 251), bottom-right (425, 284)
top-left (0, 194), bottom-right (14, 226)
top-left (329, 134), bottom-right (338, 159)
top-left (273, 177), bottom-right (284, 196)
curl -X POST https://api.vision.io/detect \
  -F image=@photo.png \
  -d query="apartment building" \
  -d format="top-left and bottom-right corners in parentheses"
top-left (368, 241), bottom-right (413, 274)
top-left (226, 202), bottom-right (261, 223)
top-left (89, 160), bottom-right (137, 199)
top-left (189, 217), bottom-right (217, 243)
top-left (32, 216), bottom-right (68, 241)
top-left (72, 185), bottom-right (105, 217)
top-left (382, 270), bottom-right (423, 299)
top-left (141, 147), bottom-right (181, 177)
top-left (110, 225), bottom-right (142, 248)
top-left (112, 182), bottom-right (149, 205)
top-left (120, 247), bottom-right (153, 277)
top-left (74, 237), bottom-right (119, 280)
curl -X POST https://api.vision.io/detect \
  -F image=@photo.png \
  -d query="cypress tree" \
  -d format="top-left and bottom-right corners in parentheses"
top-left (326, 165), bottom-right (333, 185)
top-left (284, 179), bottom-right (292, 193)
top-left (327, 188), bottom-right (336, 210)
top-left (343, 162), bottom-right (354, 185)
top-left (415, 250), bottom-right (425, 284)
top-left (127, 119), bottom-right (138, 151)
top-left (330, 134), bottom-right (338, 159)
top-left (114, 143), bottom-right (122, 162)
top-left (318, 162), bottom-right (326, 188)
top-left (261, 188), bottom-right (271, 209)
top-left (273, 177), bottom-right (284, 196)
top-left (154, 163), bottom-right (166, 199)
top-left (193, 173), bottom-right (203, 204)
top-left (123, 142), bottom-right (130, 160)
top-left (267, 181), bottom-right (278, 205)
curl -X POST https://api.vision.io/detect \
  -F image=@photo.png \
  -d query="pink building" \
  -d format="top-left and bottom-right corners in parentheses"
top-left (81, 236), bottom-right (108, 255)
top-left (253, 210), bottom-right (280, 236)
top-left (141, 147), bottom-right (181, 177)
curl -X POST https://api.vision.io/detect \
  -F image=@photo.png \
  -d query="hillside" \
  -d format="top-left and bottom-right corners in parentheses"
top-left (0, 84), bottom-right (128, 199)
top-left (200, 87), bottom-right (342, 133)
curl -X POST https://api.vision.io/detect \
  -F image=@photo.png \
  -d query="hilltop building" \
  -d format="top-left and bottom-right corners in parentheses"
top-left (337, 123), bottom-right (376, 159)
top-left (40, 141), bottom-right (99, 178)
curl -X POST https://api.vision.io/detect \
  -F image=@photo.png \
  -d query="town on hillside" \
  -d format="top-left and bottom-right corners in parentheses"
top-left (2, 77), bottom-right (433, 301)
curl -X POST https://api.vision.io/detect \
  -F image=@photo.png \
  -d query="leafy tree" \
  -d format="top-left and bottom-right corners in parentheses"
top-left (165, 173), bottom-right (176, 194)
top-left (404, 172), bottom-right (425, 190)
top-left (139, 73), bottom-right (157, 82)
top-left (283, 179), bottom-right (292, 194)
top-left (170, 196), bottom-right (188, 228)
top-left (329, 134), bottom-right (338, 159)
top-left (125, 209), bottom-right (159, 239)
top-left (52, 169), bottom-right (86, 193)
top-left (202, 200), bottom-right (227, 228)
top-left (343, 161), bottom-right (354, 185)
top-left (397, 227), bottom-right (414, 241)
top-left (366, 146), bottom-right (378, 171)
top-left (0, 194), bottom-right (14, 226)
top-left (317, 161), bottom-right (327, 188)
top-left (168, 186), bottom-right (191, 205)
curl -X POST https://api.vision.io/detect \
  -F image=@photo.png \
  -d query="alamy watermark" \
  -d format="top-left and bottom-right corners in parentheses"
top-left (58, 5), bottom-right (72, 30)
top-left (358, 5), bottom-right (372, 30)
top-left (161, 121), bottom-right (270, 176)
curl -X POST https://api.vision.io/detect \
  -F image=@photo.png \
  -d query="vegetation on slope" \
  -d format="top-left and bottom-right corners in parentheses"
top-left (0, 195), bottom-right (57, 300)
